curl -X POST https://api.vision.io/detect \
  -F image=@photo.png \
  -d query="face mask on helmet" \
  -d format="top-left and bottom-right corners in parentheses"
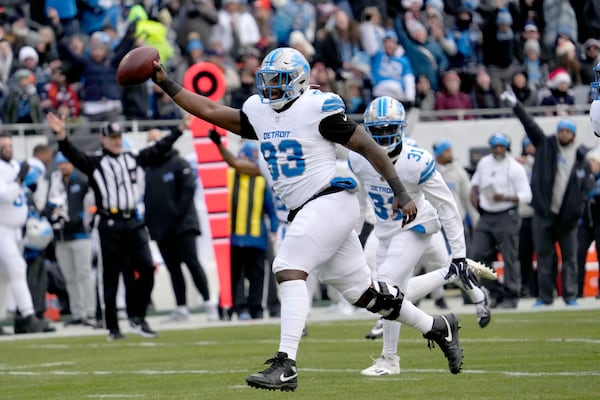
top-left (364, 96), bottom-right (406, 156)
top-left (256, 47), bottom-right (310, 110)
top-left (593, 63), bottom-right (600, 101)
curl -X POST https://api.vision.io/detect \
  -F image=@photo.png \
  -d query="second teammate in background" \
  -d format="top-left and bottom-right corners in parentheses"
top-left (349, 96), bottom-right (491, 376)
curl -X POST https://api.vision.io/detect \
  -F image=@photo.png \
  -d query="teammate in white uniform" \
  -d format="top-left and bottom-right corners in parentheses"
top-left (590, 63), bottom-right (600, 137)
top-left (0, 133), bottom-right (46, 334)
top-left (152, 47), bottom-right (463, 391)
top-left (349, 96), bottom-right (490, 376)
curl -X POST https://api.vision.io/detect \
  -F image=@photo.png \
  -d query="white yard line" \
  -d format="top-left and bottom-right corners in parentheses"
top-left (1, 367), bottom-right (599, 378)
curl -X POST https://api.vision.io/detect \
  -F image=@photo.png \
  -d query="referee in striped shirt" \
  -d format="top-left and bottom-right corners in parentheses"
top-left (48, 113), bottom-right (183, 340)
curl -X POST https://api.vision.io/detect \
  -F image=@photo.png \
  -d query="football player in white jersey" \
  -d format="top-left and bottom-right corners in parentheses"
top-left (152, 47), bottom-right (464, 391)
top-left (0, 133), bottom-right (47, 334)
top-left (591, 63), bottom-right (600, 137)
top-left (348, 96), bottom-right (492, 376)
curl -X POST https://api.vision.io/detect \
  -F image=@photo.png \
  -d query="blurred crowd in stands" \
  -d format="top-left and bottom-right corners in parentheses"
top-left (0, 0), bottom-right (599, 131)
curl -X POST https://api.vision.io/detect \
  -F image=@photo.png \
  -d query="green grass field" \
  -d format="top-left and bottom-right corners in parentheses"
top-left (0, 310), bottom-right (598, 400)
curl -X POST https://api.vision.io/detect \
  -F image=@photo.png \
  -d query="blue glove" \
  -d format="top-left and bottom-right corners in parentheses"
top-left (23, 167), bottom-right (41, 189)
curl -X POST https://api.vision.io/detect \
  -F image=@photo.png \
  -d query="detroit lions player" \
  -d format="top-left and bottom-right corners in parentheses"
top-left (0, 133), bottom-right (47, 334)
top-left (152, 47), bottom-right (463, 391)
top-left (591, 63), bottom-right (600, 137)
top-left (349, 96), bottom-right (488, 376)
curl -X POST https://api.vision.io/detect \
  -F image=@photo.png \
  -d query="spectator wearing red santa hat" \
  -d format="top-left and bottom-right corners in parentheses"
top-left (540, 67), bottom-right (574, 116)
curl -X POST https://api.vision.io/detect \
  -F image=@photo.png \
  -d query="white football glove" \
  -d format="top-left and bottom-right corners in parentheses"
top-left (500, 89), bottom-right (517, 107)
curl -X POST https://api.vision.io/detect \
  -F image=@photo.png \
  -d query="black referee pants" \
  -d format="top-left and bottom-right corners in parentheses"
top-left (98, 217), bottom-right (155, 333)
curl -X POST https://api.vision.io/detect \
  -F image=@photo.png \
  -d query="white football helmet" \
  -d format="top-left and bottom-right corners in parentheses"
top-left (23, 216), bottom-right (54, 250)
top-left (256, 47), bottom-right (310, 110)
top-left (363, 96), bottom-right (406, 158)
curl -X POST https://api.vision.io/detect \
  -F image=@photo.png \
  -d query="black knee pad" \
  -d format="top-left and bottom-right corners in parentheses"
top-left (354, 282), bottom-right (404, 320)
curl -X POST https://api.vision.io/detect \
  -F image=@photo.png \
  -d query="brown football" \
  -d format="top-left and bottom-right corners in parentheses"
top-left (116, 46), bottom-right (160, 87)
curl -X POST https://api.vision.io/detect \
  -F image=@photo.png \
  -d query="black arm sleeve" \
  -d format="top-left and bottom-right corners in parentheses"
top-left (57, 138), bottom-right (97, 176)
top-left (239, 110), bottom-right (258, 140)
top-left (318, 113), bottom-right (358, 145)
top-left (513, 102), bottom-right (546, 147)
top-left (137, 127), bottom-right (183, 168)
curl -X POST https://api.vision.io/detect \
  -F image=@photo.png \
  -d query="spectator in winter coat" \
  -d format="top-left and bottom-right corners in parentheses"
top-left (15, 45), bottom-right (51, 96)
top-left (481, 9), bottom-right (519, 94)
top-left (40, 66), bottom-right (80, 118)
top-left (434, 70), bottom-right (474, 120)
top-left (469, 66), bottom-right (501, 117)
top-left (393, 15), bottom-right (448, 92)
top-left (45, 0), bottom-right (79, 37)
top-left (370, 30), bottom-right (416, 105)
top-left (540, 68), bottom-right (575, 116)
top-left (172, 0), bottom-right (219, 54)
top-left (509, 70), bottom-right (538, 107)
top-left (445, 6), bottom-right (482, 69)
top-left (414, 74), bottom-right (436, 116)
top-left (579, 39), bottom-right (600, 85)
top-left (553, 39), bottom-right (581, 87)
top-left (520, 38), bottom-right (547, 90)
top-left (57, 34), bottom-right (121, 122)
top-left (3, 69), bottom-right (43, 132)
top-left (542, 0), bottom-right (578, 56)
top-left (313, 9), bottom-right (361, 82)
top-left (358, 6), bottom-right (386, 57)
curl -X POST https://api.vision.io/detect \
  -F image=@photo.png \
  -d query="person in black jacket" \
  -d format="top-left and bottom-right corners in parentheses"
top-left (47, 112), bottom-right (182, 340)
top-left (500, 89), bottom-right (594, 307)
top-left (144, 121), bottom-right (216, 323)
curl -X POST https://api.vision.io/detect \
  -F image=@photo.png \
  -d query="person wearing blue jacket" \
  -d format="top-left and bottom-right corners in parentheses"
top-left (393, 16), bottom-right (449, 92)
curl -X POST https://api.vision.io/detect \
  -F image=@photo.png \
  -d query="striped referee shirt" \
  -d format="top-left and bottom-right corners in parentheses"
top-left (57, 129), bottom-right (182, 214)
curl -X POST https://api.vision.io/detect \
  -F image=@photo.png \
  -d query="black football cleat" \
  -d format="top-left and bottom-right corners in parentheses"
top-left (246, 352), bottom-right (298, 391)
top-left (423, 313), bottom-right (463, 374)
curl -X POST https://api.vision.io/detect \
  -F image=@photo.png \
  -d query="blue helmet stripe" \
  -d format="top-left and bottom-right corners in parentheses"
top-left (377, 97), bottom-right (387, 118)
top-left (264, 48), bottom-right (280, 65)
